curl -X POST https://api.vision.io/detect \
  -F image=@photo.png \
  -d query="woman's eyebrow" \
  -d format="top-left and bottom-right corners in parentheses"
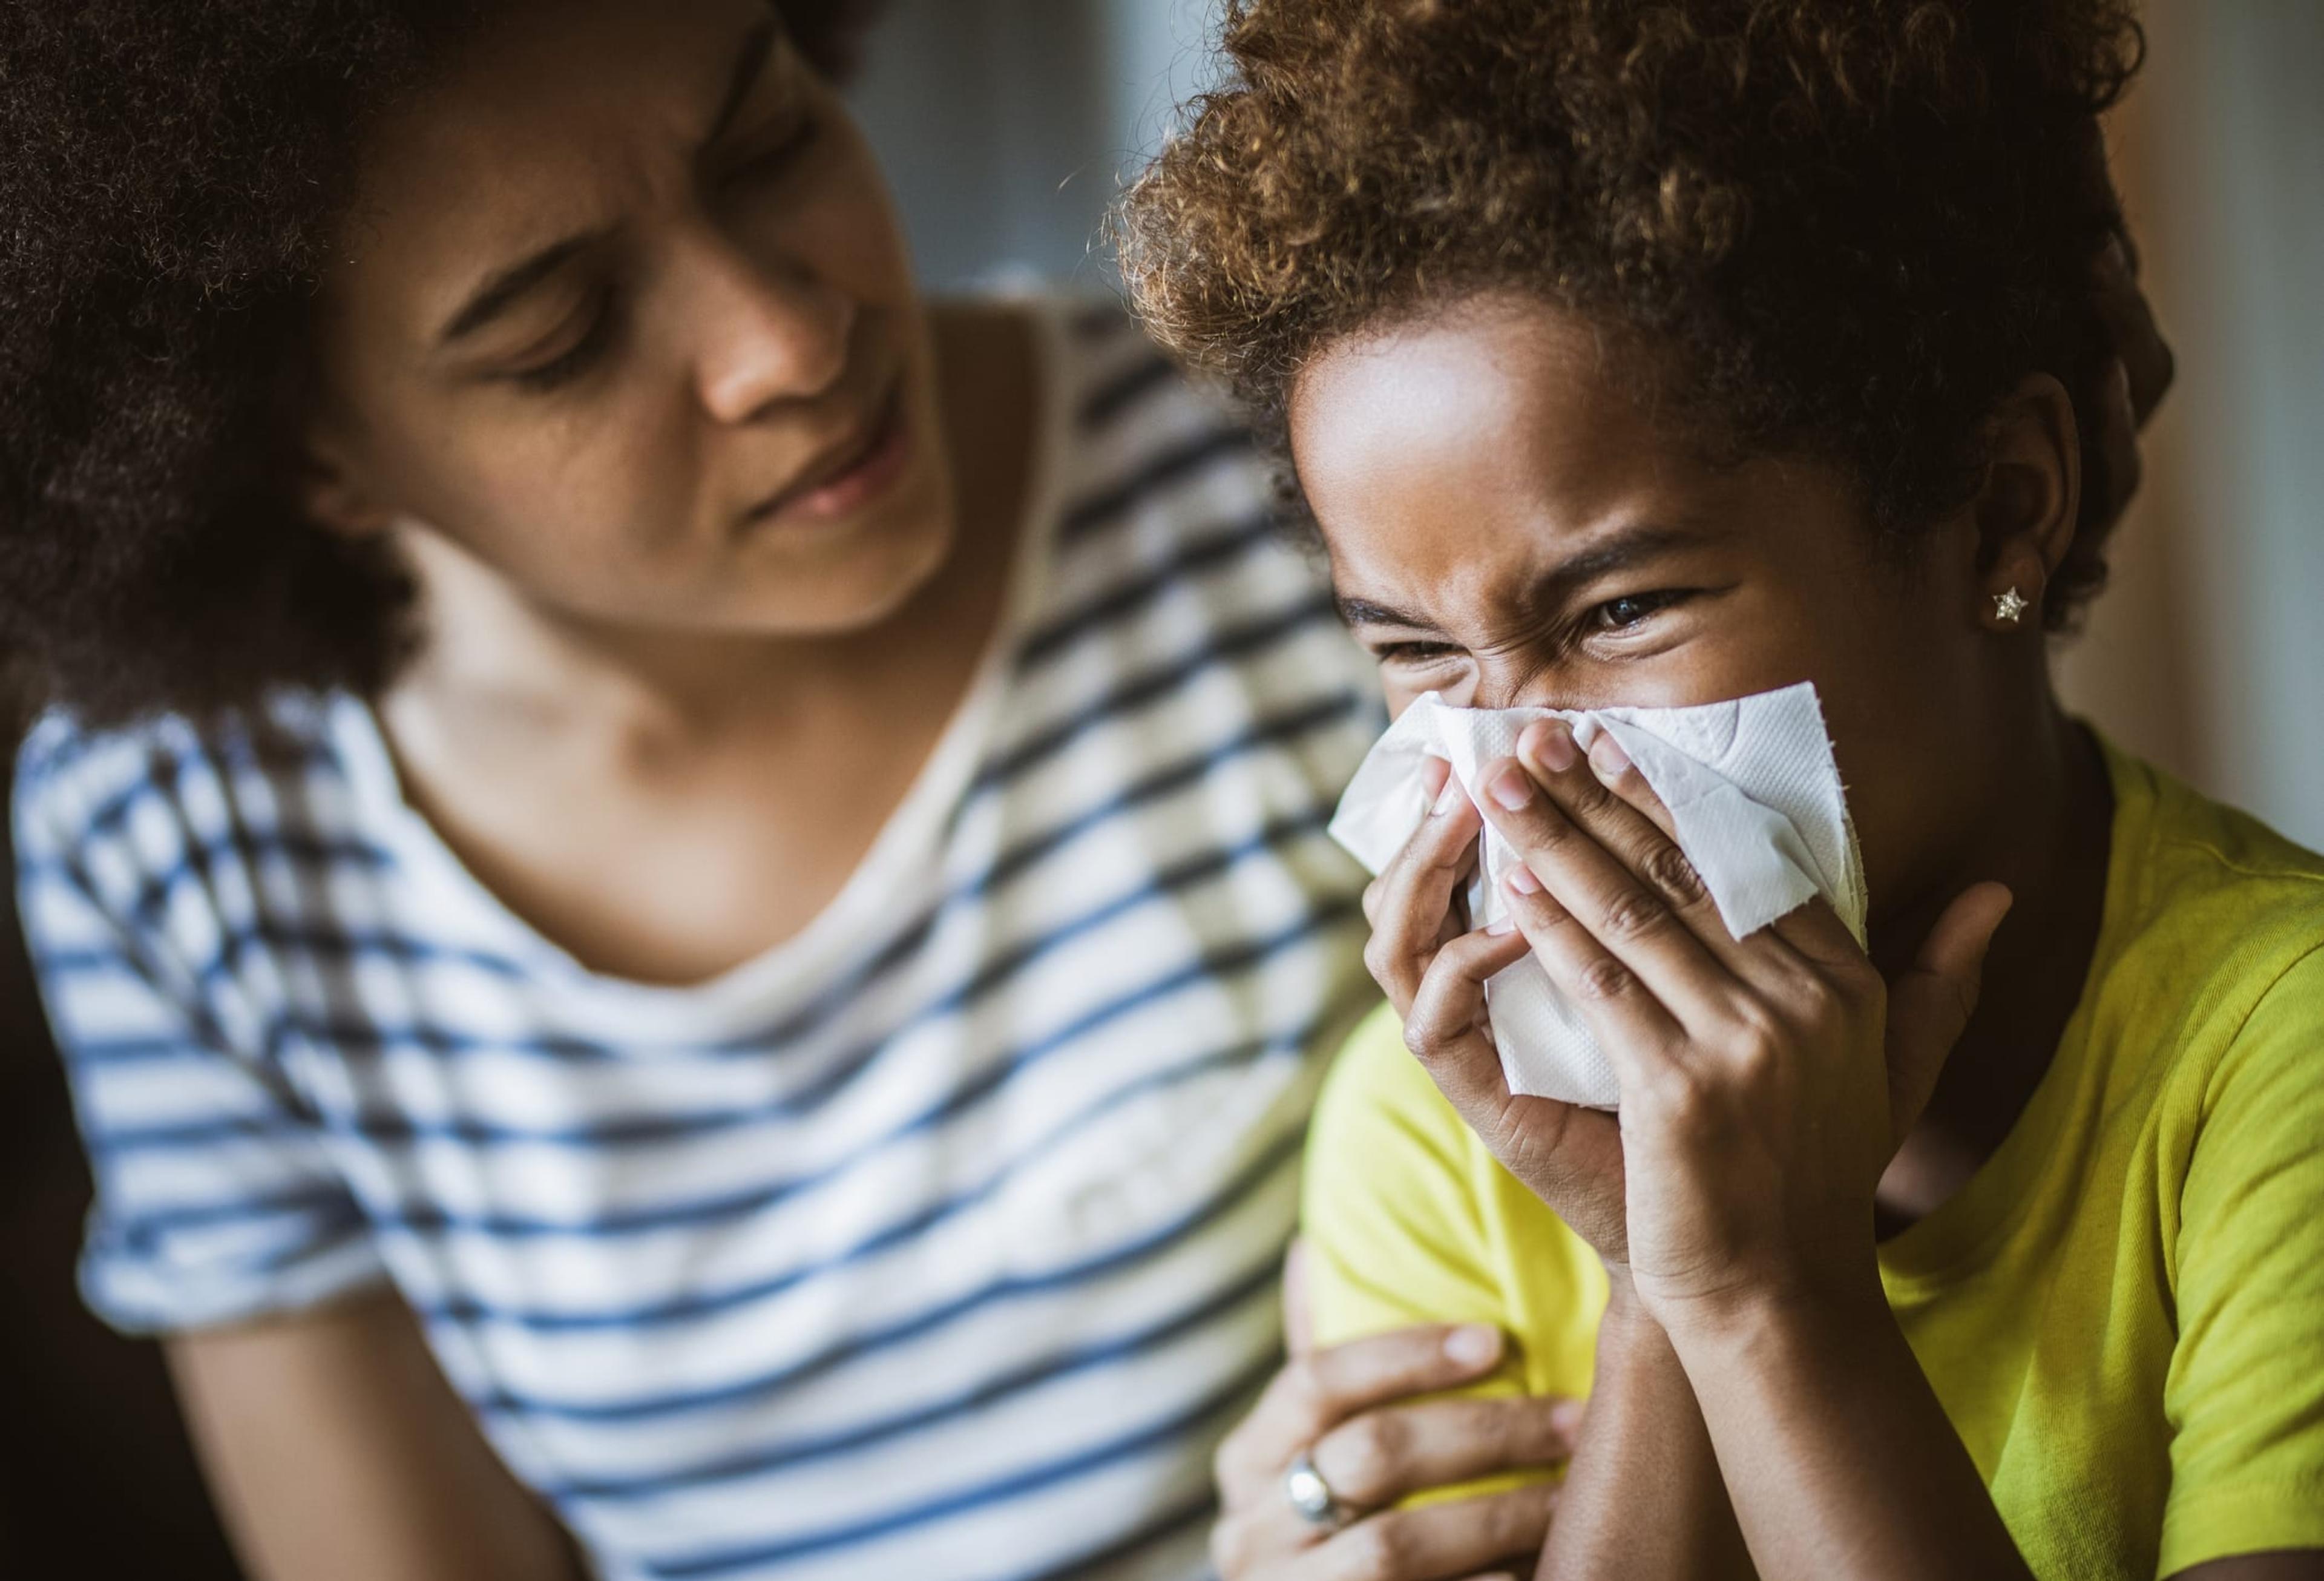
top-left (433, 22), bottom-right (779, 350)
top-left (438, 234), bottom-right (602, 347)
top-left (703, 19), bottom-right (780, 148)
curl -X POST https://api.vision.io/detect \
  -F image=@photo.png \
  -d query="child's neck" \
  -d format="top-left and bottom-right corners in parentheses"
top-left (1874, 700), bottom-right (2116, 1238)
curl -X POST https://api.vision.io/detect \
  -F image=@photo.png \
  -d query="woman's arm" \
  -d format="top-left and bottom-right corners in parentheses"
top-left (166, 1292), bottom-right (582, 1581)
top-left (1532, 1277), bottom-right (1751, 1581)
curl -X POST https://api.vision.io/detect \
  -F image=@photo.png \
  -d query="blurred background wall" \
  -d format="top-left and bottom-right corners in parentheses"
top-left (2056, 0), bottom-right (2324, 849)
top-left (849, 0), bottom-right (2324, 847)
top-left (847, 0), bottom-right (1221, 293)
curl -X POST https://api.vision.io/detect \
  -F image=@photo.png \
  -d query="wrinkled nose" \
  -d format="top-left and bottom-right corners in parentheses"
top-left (1471, 657), bottom-right (1586, 714)
top-left (685, 234), bottom-right (855, 423)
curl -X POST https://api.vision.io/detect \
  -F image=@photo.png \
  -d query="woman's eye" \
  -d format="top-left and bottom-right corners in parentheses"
top-left (732, 117), bottom-right (819, 186)
top-left (506, 302), bottom-right (619, 393)
top-left (1587, 591), bottom-right (1688, 633)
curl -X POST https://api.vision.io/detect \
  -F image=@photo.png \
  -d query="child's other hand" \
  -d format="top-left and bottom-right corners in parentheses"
top-left (1359, 755), bottom-right (1630, 1264)
top-left (1469, 719), bottom-right (2013, 1337)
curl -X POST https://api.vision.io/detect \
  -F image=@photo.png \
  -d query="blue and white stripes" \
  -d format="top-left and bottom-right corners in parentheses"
top-left (15, 298), bottom-right (1384, 1581)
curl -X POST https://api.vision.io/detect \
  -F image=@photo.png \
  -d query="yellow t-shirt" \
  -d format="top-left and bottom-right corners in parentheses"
top-left (1305, 740), bottom-right (2324, 1579)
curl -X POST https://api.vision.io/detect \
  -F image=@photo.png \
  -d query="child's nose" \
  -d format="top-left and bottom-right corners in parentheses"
top-left (1472, 664), bottom-right (1585, 715)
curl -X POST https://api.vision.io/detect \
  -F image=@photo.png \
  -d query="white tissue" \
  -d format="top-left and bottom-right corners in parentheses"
top-left (1329, 682), bottom-right (1866, 1108)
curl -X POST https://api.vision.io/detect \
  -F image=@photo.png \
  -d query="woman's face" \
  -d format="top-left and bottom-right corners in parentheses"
top-left (304, 0), bottom-right (950, 637)
top-left (1290, 294), bottom-right (2018, 923)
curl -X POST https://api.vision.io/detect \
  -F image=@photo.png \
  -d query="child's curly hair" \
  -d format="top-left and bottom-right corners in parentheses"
top-left (0, 0), bottom-right (879, 726)
top-left (1120, 0), bottom-right (2143, 628)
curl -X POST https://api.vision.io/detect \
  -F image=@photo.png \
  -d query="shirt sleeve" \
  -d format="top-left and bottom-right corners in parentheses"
top-left (1301, 1002), bottom-right (1515, 1349)
top-left (13, 744), bottom-right (388, 1335)
top-left (1301, 1003), bottom-right (1611, 1507)
top-left (2160, 944), bottom-right (2324, 1575)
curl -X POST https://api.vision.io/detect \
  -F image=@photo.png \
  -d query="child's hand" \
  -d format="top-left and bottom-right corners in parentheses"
top-left (1469, 718), bottom-right (2013, 1335)
top-left (1359, 756), bottom-right (1630, 1264)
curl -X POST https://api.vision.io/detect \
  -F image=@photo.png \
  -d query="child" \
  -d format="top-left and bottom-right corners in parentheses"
top-left (1123, 1), bottom-right (2324, 1576)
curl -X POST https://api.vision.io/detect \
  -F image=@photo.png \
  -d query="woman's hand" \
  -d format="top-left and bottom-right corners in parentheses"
top-left (1210, 1326), bottom-right (1578, 1581)
top-left (1358, 757), bottom-right (1630, 1260)
top-left (1209, 1241), bottom-right (1580, 1581)
top-left (1466, 720), bottom-right (2012, 1330)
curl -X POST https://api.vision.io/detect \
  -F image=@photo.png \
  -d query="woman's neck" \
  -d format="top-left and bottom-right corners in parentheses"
top-left (389, 522), bottom-right (962, 748)
top-left (1875, 691), bottom-right (2116, 1231)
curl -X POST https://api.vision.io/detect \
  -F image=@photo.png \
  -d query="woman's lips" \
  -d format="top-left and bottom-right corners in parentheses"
top-left (743, 384), bottom-right (913, 531)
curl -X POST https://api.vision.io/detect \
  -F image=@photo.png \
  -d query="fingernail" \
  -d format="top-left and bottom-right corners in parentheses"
top-left (1486, 917), bottom-right (1517, 936)
top-left (1588, 732), bottom-right (1631, 780)
top-left (1505, 864), bottom-right (1543, 896)
top-left (1445, 1324), bottom-right (1503, 1367)
top-left (1431, 775), bottom-right (1466, 817)
top-left (1522, 720), bottom-right (1579, 774)
top-left (1488, 765), bottom-right (1534, 811)
top-left (1551, 1398), bottom-right (1587, 1437)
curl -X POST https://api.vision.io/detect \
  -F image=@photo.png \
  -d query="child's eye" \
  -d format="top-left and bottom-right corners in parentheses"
top-left (1587, 590), bottom-right (1689, 633)
top-left (1374, 640), bottom-right (1462, 665)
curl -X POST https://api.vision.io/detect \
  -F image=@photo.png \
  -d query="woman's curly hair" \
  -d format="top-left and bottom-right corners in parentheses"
top-left (0, 0), bottom-right (880, 725)
top-left (1120, 0), bottom-right (2143, 628)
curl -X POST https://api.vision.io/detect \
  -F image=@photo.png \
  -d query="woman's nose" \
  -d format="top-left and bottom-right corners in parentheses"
top-left (684, 235), bottom-right (855, 424)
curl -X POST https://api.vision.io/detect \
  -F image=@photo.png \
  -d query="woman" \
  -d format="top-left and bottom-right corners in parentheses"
top-left (1, 2), bottom-right (1609, 1577)
top-left (1123, 0), bottom-right (2321, 1577)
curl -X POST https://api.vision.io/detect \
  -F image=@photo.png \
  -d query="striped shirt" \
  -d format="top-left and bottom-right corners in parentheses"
top-left (14, 299), bottom-right (1385, 1581)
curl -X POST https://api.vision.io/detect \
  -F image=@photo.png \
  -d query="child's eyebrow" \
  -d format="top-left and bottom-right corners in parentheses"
top-left (1517, 522), bottom-right (1712, 617)
top-left (1334, 522), bottom-right (1713, 632)
top-left (1334, 594), bottom-right (1435, 628)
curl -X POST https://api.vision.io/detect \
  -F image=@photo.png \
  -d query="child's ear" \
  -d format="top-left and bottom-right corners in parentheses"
top-left (297, 424), bottom-right (397, 542)
top-left (1971, 373), bottom-right (2083, 631)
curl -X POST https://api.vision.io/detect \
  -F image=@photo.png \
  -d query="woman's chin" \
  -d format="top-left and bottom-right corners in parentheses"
top-left (722, 504), bottom-right (960, 637)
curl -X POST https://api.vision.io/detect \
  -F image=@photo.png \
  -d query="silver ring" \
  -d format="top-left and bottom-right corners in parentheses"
top-left (1283, 1450), bottom-right (1345, 1530)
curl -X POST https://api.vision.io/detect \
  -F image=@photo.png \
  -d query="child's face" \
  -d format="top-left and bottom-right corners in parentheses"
top-left (1290, 293), bottom-right (2003, 925)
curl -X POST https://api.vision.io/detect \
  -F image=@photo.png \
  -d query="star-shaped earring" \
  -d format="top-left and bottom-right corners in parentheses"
top-left (1993, 587), bottom-right (2031, 625)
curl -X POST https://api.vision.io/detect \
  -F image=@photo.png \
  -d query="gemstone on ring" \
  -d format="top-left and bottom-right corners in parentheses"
top-left (1284, 1450), bottom-right (1343, 1528)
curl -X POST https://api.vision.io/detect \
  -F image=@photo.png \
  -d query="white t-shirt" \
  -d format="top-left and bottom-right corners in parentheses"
top-left (14, 298), bottom-right (1385, 1581)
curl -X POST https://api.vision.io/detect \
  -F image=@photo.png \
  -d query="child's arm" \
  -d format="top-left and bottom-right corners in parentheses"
top-left (1533, 1275), bottom-right (1753, 1581)
top-left (1583, 931), bottom-right (2324, 1581)
top-left (1351, 752), bottom-right (1753, 1579)
top-left (1664, 1279), bottom-right (2035, 1581)
top-left (1469, 731), bottom-right (2036, 1579)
